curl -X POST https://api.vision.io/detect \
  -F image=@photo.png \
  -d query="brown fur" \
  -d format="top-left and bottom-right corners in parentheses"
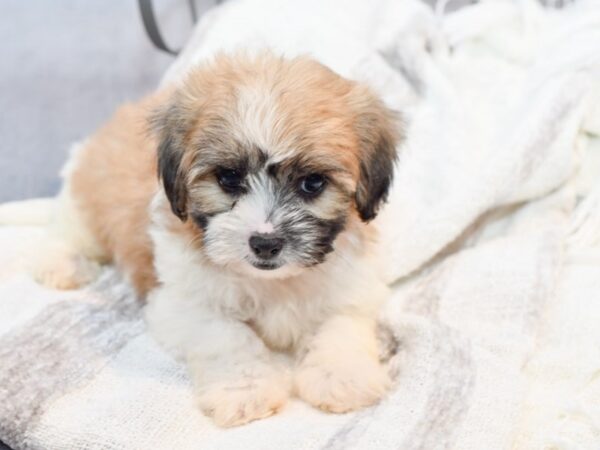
top-left (69, 95), bottom-right (165, 295)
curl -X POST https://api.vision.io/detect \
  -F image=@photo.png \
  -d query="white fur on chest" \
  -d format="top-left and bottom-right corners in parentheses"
top-left (146, 195), bottom-right (388, 355)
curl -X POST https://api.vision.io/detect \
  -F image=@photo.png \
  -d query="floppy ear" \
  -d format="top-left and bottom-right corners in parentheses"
top-left (353, 90), bottom-right (402, 222)
top-left (151, 99), bottom-right (190, 222)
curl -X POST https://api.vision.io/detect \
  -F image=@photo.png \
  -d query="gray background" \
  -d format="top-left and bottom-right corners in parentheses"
top-left (0, 0), bottom-right (216, 202)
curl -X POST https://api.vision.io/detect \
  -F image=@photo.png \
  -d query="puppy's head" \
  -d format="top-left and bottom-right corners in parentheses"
top-left (153, 52), bottom-right (401, 278)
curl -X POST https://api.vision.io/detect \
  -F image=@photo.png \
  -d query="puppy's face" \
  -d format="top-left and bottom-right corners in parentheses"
top-left (153, 53), bottom-right (400, 278)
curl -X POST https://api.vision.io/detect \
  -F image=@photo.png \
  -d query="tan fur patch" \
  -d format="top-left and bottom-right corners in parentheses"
top-left (69, 94), bottom-right (166, 295)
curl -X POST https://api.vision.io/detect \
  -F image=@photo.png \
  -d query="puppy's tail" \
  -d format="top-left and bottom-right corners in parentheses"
top-left (0, 198), bottom-right (56, 226)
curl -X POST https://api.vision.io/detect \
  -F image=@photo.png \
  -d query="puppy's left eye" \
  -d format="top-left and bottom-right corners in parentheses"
top-left (217, 168), bottom-right (244, 193)
top-left (299, 174), bottom-right (326, 197)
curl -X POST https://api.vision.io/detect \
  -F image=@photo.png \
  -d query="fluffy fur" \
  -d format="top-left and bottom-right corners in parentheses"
top-left (34, 52), bottom-right (402, 426)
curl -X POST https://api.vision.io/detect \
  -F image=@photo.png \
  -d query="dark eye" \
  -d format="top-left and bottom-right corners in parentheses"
top-left (216, 168), bottom-right (244, 193)
top-left (299, 174), bottom-right (326, 197)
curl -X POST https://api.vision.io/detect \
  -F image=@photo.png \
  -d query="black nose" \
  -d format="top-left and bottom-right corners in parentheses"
top-left (249, 234), bottom-right (284, 259)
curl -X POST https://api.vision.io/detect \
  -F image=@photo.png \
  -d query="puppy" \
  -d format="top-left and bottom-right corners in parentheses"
top-left (35, 52), bottom-right (402, 426)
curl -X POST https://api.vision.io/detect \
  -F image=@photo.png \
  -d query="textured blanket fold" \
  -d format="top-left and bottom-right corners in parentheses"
top-left (1, 1), bottom-right (599, 449)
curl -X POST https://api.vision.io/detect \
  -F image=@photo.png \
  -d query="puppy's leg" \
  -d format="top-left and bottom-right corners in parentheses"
top-left (190, 320), bottom-right (291, 427)
top-left (32, 239), bottom-right (101, 290)
top-left (145, 290), bottom-right (291, 427)
top-left (32, 172), bottom-right (105, 290)
top-left (294, 315), bottom-right (391, 413)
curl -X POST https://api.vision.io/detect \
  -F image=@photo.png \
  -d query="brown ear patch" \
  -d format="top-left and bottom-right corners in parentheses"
top-left (351, 88), bottom-right (402, 222)
top-left (157, 132), bottom-right (188, 221)
top-left (151, 97), bottom-right (193, 222)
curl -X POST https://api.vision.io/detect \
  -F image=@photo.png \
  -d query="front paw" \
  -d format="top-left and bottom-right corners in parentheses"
top-left (294, 354), bottom-right (391, 413)
top-left (197, 371), bottom-right (291, 427)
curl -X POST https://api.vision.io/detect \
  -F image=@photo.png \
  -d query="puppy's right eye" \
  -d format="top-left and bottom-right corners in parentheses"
top-left (216, 168), bottom-right (244, 194)
top-left (299, 173), bottom-right (326, 198)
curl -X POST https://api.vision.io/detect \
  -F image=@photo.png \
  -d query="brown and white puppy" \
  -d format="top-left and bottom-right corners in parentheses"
top-left (35, 52), bottom-right (402, 427)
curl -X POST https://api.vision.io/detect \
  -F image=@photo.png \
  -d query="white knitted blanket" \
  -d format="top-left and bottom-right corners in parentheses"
top-left (1, 1), bottom-right (600, 449)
